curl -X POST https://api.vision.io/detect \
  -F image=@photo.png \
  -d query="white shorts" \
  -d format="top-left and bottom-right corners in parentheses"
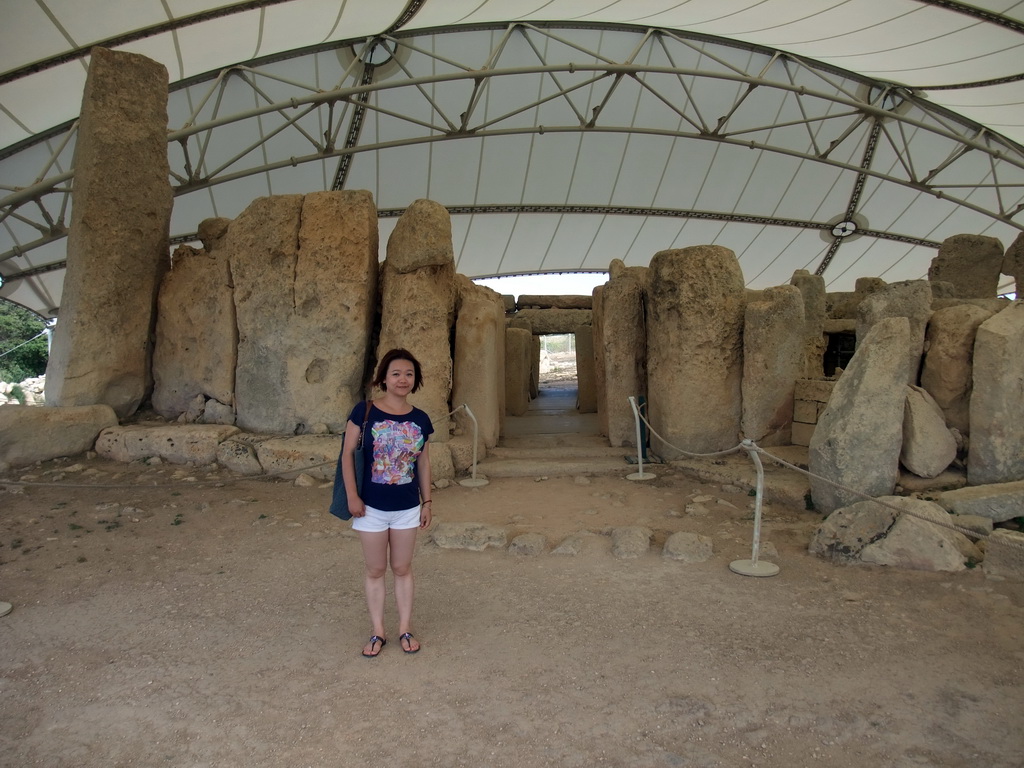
top-left (351, 503), bottom-right (421, 533)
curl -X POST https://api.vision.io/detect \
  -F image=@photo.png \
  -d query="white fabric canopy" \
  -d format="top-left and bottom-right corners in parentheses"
top-left (2, 0), bottom-right (1022, 317)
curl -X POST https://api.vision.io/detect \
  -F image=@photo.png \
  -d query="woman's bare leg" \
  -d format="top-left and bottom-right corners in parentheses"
top-left (358, 530), bottom-right (390, 654)
top-left (388, 527), bottom-right (420, 651)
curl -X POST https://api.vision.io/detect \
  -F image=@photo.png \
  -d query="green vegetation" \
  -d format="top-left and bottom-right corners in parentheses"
top-left (0, 300), bottom-right (48, 383)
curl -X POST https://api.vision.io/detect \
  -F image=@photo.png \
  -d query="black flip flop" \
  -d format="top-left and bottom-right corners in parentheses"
top-left (399, 632), bottom-right (420, 654)
top-left (362, 635), bottom-right (386, 658)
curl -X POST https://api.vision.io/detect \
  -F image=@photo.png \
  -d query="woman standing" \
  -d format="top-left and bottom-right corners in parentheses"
top-left (341, 348), bottom-right (434, 658)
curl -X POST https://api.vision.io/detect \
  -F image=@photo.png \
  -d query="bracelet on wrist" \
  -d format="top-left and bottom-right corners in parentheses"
top-left (422, 499), bottom-right (432, 504)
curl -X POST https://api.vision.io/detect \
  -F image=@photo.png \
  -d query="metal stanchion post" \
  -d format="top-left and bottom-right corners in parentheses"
top-left (729, 439), bottom-right (779, 577)
top-left (457, 403), bottom-right (489, 488)
top-left (626, 396), bottom-right (656, 481)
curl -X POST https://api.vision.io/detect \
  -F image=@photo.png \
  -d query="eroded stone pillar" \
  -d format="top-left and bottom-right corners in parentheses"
top-left (377, 199), bottom-right (456, 439)
top-left (505, 327), bottom-right (532, 416)
top-left (453, 276), bottom-right (505, 449)
top-left (856, 280), bottom-right (932, 385)
top-left (575, 325), bottom-right (597, 414)
top-left (601, 273), bottom-right (647, 447)
top-left (790, 270), bottom-right (826, 379)
top-left (929, 234), bottom-right (1005, 298)
top-left (647, 246), bottom-right (745, 453)
top-left (741, 285), bottom-right (804, 446)
top-left (46, 48), bottom-right (172, 418)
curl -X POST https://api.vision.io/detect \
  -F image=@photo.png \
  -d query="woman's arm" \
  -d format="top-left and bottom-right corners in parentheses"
top-left (340, 418), bottom-right (366, 517)
top-left (417, 443), bottom-right (433, 529)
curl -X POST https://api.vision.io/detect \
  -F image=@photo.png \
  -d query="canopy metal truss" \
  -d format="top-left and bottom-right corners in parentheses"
top-left (2, 22), bottom-right (1023, 313)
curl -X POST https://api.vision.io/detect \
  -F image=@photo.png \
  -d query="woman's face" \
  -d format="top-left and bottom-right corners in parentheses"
top-left (385, 359), bottom-right (416, 394)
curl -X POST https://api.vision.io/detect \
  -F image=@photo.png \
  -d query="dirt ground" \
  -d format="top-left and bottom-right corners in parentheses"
top-left (1, 451), bottom-right (1022, 768)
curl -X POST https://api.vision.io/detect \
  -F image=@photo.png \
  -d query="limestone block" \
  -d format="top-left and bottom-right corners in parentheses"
top-left (453, 277), bottom-right (505, 449)
top-left (790, 270), bottom-right (827, 379)
top-left (611, 526), bottom-right (653, 559)
top-left (430, 522), bottom-right (507, 550)
top-left (45, 48), bottom-right (172, 419)
top-left (983, 530), bottom-right (1024, 582)
top-left (0, 405), bottom-right (118, 469)
top-left (647, 246), bottom-right (745, 453)
top-left (377, 200), bottom-right (455, 440)
top-left (575, 324), bottom-right (598, 414)
top-left (428, 440), bottom-right (455, 483)
top-left (512, 308), bottom-right (592, 334)
top-left (794, 379), bottom-right (836, 403)
top-left (856, 280), bottom-right (932, 384)
top-left (1003, 232), bottom-right (1024, 296)
top-left (504, 327), bottom-right (532, 416)
top-left (741, 285), bottom-right (804, 446)
top-left (809, 498), bottom-right (898, 561)
top-left (517, 295), bottom-right (593, 310)
top-left (152, 245), bottom-right (236, 419)
top-left (254, 435), bottom-right (341, 480)
top-left (197, 217), bottom-right (231, 251)
top-left (936, 481), bottom-right (1024, 523)
top-left (968, 303), bottom-right (1024, 484)
top-left (793, 400), bottom-right (818, 423)
top-left (216, 435), bottom-right (267, 476)
top-left (530, 335), bottom-right (540, 400)
top-left (809, 317), bottom-right (910, 513)
top-left (508, 533), bottom-right (547, 556)
top-left (919, 303), bottom-right (994, 433)
top-left (95, 424), bottom-right (239, 465)
top-left (230, 191), bottom-right (378, 435)
top-left (900, 385), bottom-right (957, 479)
top-left (790, 422), bottom-right (815, 447)
top-left (662, 531), bottom-right (714, 563)
top-left (600, 275), bottom-right (646, 446)
top-left (860, 498), bottom-right (980, 572)
top-left (929, 234), bottom-right (1005, 298)
top-left (447, 434), bottom-right (479, 473)
top-left (592, 285), bottom-right (608, 438)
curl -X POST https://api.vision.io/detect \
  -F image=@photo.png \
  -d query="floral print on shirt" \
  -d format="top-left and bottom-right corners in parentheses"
top-left (370, 419), bottom-right (426, 485)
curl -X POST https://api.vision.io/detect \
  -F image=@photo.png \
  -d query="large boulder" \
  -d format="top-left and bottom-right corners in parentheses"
top-left (936, 480), bottom-right (1024, 524)
top-left (647, 246), bottom-right (745, 453)
top-left (919, 303), bottom-right (994, 433)
top-left (741, 284), bottom-right (804, 446)
top-left (856, 280), bottom-right (932, 384)
top-left (0, 405), bottom-right (118, 469)
top-left (929, 234), bottom-right (1005, 298)
top-left (900, 385), bottom-right (957, 479)
top-left (809, 317), bottom-right (910, 513)
top-left (968, 302), bottom-right (1024, 485)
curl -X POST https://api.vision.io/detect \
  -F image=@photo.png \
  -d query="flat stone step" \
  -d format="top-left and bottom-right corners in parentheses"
top-left (474, 455), bottom-right (635, 478)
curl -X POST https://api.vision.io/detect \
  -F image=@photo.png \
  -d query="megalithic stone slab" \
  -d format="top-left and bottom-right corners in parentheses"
top-left (45, 47), bottom-right (172, 418)
top-left (453, 276), bottom-right (505, 449)
top-left (601, 274), bottom-right (647, 447)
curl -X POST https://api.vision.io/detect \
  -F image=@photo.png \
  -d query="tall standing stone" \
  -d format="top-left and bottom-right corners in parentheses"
top-left (856, 280), bottom-right (932, 384)
top-left (45, 48), bottom-right (172, 418)
top-left (919, 304), bottom-right (994, 433)
top-left (790, 270), bottom-right (826, 379)
top-left (1003, 232), bottom-right (1024, 297)
top-left (809, 317), bottom-right (911, 513)
top-left (152, 245), bottom-right (236, 418)
top-left (230, 191), bottom-right (379, 434)
top-left (574, 325), bottom-right (597, 414)
top-left (741, 285), bottom-right (804, 446)
top-left (968, 303), bottom-right (1024, 485)
top-left (505, 327), bottom-right (532, 417)
top-left (647, 246), bottom-right (745, 453)
top-left (600, 273), bottom-right (647, 446)
top-left (929, 234), bottom-right (1005, 298)
top-left (452, 276), bottom-right (505, 450)
top-left (592, 285), bottom-right (608, 437)
top-left (376, 199), bottom-right (456, 439)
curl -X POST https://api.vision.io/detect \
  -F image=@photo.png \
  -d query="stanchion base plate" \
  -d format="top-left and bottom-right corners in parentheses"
top-left (729, 559), bottom-right (780, 577)
top-left (626, 472), bottom-right (656, 481)
top-left (458, 477), bottom-right (489, 488)
top-left (0, 602), bottom-right (12, 617)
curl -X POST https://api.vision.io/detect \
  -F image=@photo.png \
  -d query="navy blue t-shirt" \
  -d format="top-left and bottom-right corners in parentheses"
top-left (348, 401), bottom-right (434, 512)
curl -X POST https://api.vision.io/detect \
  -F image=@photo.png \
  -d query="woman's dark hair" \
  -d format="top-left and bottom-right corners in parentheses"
top-left (372, 348), bottom-right (424, 392)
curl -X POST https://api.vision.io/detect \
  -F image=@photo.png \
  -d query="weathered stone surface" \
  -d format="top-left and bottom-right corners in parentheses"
top-left (983, 529), bottom-right (1024, 582)
top-left (811, 496), bottom-right (979, 572)
top-left (662, 531), bottom-right (714, 563)
top-left (96, 424), bottom-right (239, 465)
top-left (197, 217), bottom-right (231, 251)
top-left (856, 280), bottom-right (932, 384)
top-left (809, 317), bottom-right (910, 513)
top-left (600, 274), bottom-right (647, 446)
top-left (253, 435), bottom-right (341, 480)
top-left (611, 526), bottom-right (652, 559)
top-left (592, 285), bottom-right (608, 437)
top-left (575, 324), bottom-right (598, 414)
top-left (860, 497), bottom-right (980, 572)
top-left (512, 308), bottom-right (592, 334)
top-left (446, 434), bottom-right (478, 473)
top-left (901, 385), bottom-right (957, 478)
top-left (201, 398), bottom-right (235, 426)
top-left (505, 327), bottom-right (532, 417)
top-left (530, 335), bottom-right (540, 400)
top-left (152, 245), bottom-right (236, 419)
top-left (790, 270), bottom-right (827, 379)
top-left (551, 531), bottom-right (608, 556)
top-left (46, 48), bottom-right (172, 419)
top-left (453, 277), bottom-right (505, 450)
top-left (377, 200), bottom-right (455, 439)
top-left (647, 246), bottom-right (745, 453)
top-left (216, 434), bottom-right (267, 476)
top-left (968, 303), bottom-right (1024, 484)
top-left (741, 285), bottom-right (804, 446)
top-left (430, 522), bottom-right (507, 551)
top-left (517, 295), bottom-right (592, 310)
top-left (508, 532), bottom-right (547, 556)
top-left (919, 304), bottom-right (994, 433)
top-left (936, 480), bottom-right (1024, 523)
top-left (230, 191), bottom-right (379, 435)
top-left (1003, 232), bottom-right (1024, 296)
top-left (929, 234), bottom-right (1005, 298)
top-left (428, 441), bottom-right (455, 483)
top-left (0, 405), bottom-right (118, 469)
